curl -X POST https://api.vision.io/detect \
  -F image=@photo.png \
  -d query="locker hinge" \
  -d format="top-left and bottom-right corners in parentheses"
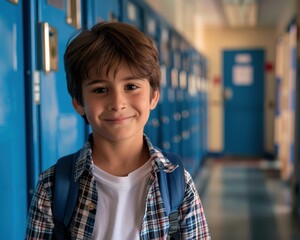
top-left (33, 71), bottom-right (40, 104)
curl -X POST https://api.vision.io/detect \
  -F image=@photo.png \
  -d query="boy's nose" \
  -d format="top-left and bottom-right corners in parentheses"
top-left (109, 92), bottom-right (126, 111)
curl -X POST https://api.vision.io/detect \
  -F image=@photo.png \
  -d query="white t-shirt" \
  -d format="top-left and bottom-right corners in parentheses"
top-left (92, 160), bottom-right (152, 240)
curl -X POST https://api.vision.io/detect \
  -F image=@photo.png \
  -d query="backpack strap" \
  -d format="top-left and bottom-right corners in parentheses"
top-left (53, 151), bottom-right (80, 239)
top-left (159, 151), bottom-right (185, 240)
top-left (52, 149), bottom-right (185, 239)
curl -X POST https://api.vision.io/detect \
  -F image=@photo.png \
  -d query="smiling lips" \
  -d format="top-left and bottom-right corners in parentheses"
top-left (104, 116), bottom-right (134, 123)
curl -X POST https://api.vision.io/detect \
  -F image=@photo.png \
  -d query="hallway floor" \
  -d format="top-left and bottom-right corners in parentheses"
top-left (194, 158), bottom-right (300, 240)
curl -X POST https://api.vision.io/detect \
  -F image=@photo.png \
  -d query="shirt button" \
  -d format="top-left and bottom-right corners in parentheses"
top-left (88, 202), bottom-right (95, 211)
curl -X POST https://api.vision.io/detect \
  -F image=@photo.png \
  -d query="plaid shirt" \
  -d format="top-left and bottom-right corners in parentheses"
top-left (26, 135), bottom-right (210, 239)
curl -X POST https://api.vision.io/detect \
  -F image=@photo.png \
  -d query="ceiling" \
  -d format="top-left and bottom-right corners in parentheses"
top-left (194, 0), bottom-right (295, 28)
top-left (145, 0), bottom-right (296, 51)
top-left (147, 0), bottom-right (296, 29)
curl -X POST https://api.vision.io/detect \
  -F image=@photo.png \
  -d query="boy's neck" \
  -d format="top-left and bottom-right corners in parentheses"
top-left (91, 133), bottom-right (150, 176)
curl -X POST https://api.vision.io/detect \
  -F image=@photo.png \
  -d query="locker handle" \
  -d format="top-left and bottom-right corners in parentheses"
top-left (66, 0), bottom-right (82, 29)
top-left (8, 0), bottom-right (18, 4)
top-left (39, 22), bottom-right (58, 73)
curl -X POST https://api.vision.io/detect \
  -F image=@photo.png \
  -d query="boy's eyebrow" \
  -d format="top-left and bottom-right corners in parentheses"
top-left (84, 79), bottom-right (106, 86)
top-left (122, 76), bottom-right (146, 81)
top-left (85, 76), bottom-right (146, 86)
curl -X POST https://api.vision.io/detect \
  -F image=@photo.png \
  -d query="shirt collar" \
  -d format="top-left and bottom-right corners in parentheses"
top-left (73, 135), bottom-right (93, 181)
top-left (143, 135), bottom-right (179, 173)
top-left (73, 134), bottom-right (178, 181)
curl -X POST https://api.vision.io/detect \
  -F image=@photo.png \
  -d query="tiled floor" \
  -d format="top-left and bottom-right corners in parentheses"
top-left (194, 158), bottom-right (300, 240)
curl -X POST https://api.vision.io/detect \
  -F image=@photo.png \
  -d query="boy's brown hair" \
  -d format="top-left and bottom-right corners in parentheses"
top-left (64, 21), bottom-right (161, 105)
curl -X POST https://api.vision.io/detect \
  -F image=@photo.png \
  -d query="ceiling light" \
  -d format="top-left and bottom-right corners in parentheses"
top-left (221, 0), bottom-right (257, 27)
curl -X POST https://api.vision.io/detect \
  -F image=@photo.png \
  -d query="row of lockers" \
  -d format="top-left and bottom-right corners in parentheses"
top-left (275, 22), bottom-right (297, 180)
top-left (0, 0), bottom-right (208, 238)
top-left (274, 18), bottom-right (300, 217)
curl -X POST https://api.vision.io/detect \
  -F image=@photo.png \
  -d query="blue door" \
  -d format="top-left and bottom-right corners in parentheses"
top-left (0, 1), bottom-right (27, 239)
top-left (223, 49), bottom-right (264, 156)
top-left (37, 2), bottom-right (86, 171)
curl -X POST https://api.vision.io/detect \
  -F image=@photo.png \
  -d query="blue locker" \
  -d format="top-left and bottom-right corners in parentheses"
top-left (202, 57), bottom-right (208, 158)
top-left (188, 50), bottom-right (200, 171)
top-left (169, 31), bottom-right (182, 155)
top-left (158, 23), bottom-right (172, 151)
top-left (179, 41), bottom-right (192, 173)
top-left (195, 52), bottom-right (203, 166)
top-left (121, 0), bottom-right (143, 28)
top-left (188, 49), bottom-right (199, 172)
top-left (0, 1), bottom-right (27, 239)
top-left (93, 0), bottom-right (121, 23)
top-left (143, 11), bottom-right (161, 146)
top-left (27, 1), bottom-right (86, 178)
top-left (199, 54), bottom-right (207, 163)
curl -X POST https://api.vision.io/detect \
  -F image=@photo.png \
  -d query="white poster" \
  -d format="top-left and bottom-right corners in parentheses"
top-left (233, 65), bottom-right (253, 85)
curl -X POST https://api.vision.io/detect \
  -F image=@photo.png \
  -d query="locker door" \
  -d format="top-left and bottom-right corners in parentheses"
top-left (203, 60), bottom-right (209, 156)
top-left (200, 56), bottom-right (208, 160)
top-left (170, 33), bottom-right (182, 155)
top-left (93, 0), bottom-right (121, 22)
top-left (188, 51), bottom-right (202, 171)
top-left (179, 42), bottom-right (191, 172)
top-left (0, 1), bottom-right (27, 239)
top-left (143, 13), bottom-right (160, 146)
top-left (158, 25), bottom-right (172, 151)
top-left (122, 0), bottom-right (143, 27)
top-left (223, 49), bottom-right (264, 156)
top-left (37, 1), bottom-right (86, 171)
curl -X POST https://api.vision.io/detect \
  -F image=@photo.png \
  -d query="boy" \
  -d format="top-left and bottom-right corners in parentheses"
top-left (26, 21), bottom-right (210, 239)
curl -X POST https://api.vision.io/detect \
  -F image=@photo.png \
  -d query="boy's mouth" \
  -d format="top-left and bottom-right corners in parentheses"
top-left (104, 115), bottom-right (134, 123)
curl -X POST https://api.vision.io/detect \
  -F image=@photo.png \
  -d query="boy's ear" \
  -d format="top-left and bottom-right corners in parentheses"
top-left (72, 98), bottom-right (85, 115)
top-left (150, 90), bottom-right (160, 110)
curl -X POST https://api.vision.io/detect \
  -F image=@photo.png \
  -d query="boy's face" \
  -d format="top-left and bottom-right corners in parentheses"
top-left (73, 62), bottom-right (160, 143)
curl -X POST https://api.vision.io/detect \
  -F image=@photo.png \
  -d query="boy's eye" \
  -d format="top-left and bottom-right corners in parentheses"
top-left (125, 84), bottom-right (138, 90)
top-left (93, 87), bottom-right (108, 94)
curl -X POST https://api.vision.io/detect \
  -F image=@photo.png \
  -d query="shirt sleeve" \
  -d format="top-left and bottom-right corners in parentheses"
top-left (26, 172), bottom-right (54, 239)
top-left (179, 169), bottom-right (211, 239)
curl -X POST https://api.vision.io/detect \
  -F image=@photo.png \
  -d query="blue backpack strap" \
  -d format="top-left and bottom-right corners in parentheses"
top-left (158, 151), bottom-right (185, 240)
top-left (53, 151), bottom-right (80, 239)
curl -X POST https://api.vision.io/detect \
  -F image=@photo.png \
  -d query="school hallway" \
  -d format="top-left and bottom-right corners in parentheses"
top-left (1, 0), bottom-right (300, 238)
top-left (194, 157), bottom-right (300, 240)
